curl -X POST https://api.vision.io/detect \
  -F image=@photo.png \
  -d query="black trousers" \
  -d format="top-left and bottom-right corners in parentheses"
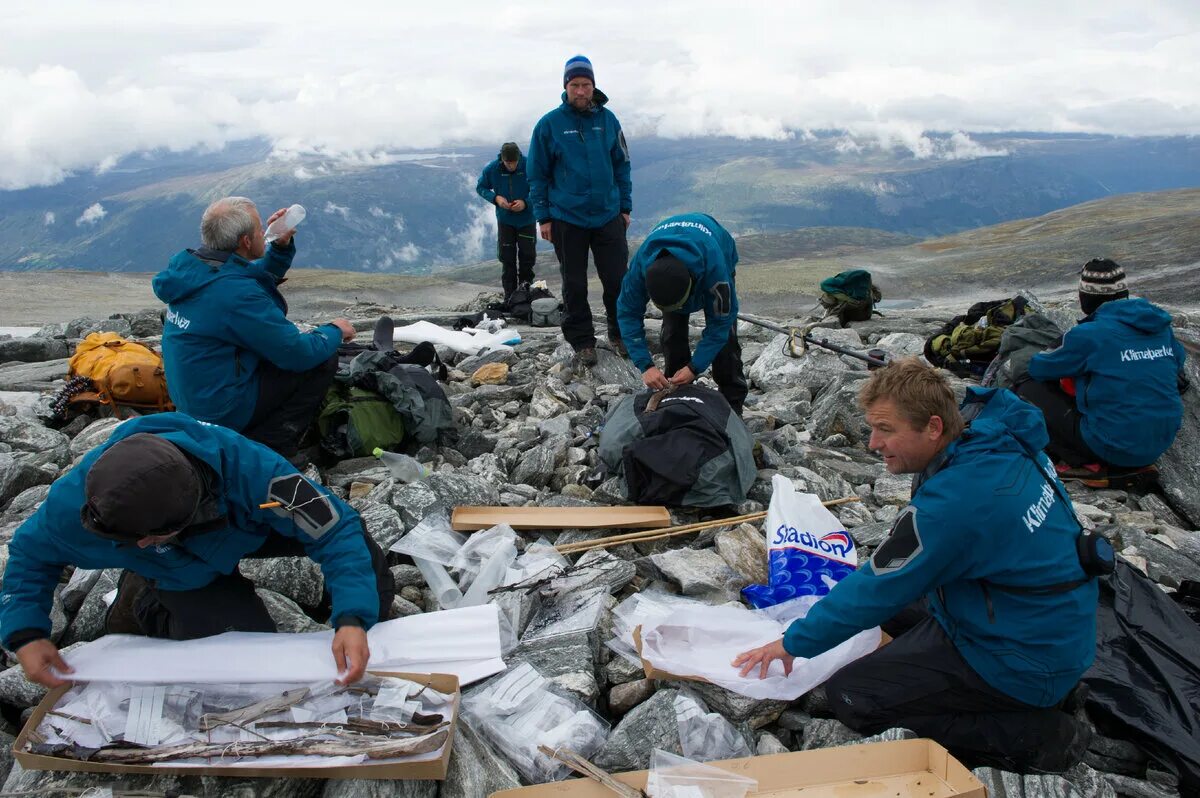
top-left (1014, 379), bottom-right (1101, 467)
top-left (551, 216), bottom-right (628, 351)
top-left (498, 223), bottom-right (537, 298)
top-left (124, 523), bottom-right (395, 640)
top-left (242, 354), bottom-right (338, 458)
top-left (661, 312), bottom-right (748, 414)
top-left (825, 605), bottom-right (1083, 773)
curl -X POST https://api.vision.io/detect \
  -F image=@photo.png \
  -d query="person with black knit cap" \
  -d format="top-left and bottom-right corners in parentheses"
top-left (1016, 258), bottom-right (1187, 477)
top-left (0, 413), bottom-right (395, 689)
top-left (528, 54), bottom-right (633, 366)
top-left (476, 142), bottom-right (536, 298)
top-left (616, 213), bottom-right (747, 413)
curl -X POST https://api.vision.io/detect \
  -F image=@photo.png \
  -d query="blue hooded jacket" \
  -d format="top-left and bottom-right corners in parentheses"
top-left (152, 241), bottom-right (342, 431)
top-left (527, 89), bottom-right (632, 229)
top-left (782, 388), bottom-right (1098, 707)
top-left (0, 413), bottom-right (380, 650)
top-left (1028, 297), bottom-right (1186, 467)
top-left (617, 214), bottom-right (739, 374)
top-left (476, 155), bottom-right (535, 228)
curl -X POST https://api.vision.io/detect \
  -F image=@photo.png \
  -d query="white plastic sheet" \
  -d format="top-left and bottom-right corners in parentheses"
top-left (392, 320), bottom-right (520, 356)
top-left (64, 604), bottom-right (505, 686)
top-left (639, 597), bottom-right (879, 701)
top-left (674, 693), bottom-right (751, 762)
top-left (607, 591), bottom-right (720, 666)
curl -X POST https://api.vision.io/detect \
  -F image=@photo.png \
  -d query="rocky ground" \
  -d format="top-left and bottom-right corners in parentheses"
top-left (0, 294), bottom-right (1197, 798)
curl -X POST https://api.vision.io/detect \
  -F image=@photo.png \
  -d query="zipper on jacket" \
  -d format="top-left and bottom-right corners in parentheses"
top-left (981, 583), bottom-right (996, 624)
top-left (234, 350), bottom-right (242, 377)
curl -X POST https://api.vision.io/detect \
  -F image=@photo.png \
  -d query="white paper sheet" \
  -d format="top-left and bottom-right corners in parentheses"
top-left (639, 597), bottom-right (880, 701)
top-left (64, 604), bottom-right (505, 685)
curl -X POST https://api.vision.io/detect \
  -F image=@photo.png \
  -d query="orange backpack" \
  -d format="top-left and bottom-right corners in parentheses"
top-left (67, 332), bottom-right (174, 418)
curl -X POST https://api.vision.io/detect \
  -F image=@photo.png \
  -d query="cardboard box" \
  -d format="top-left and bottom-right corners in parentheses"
top-left (14, 671), bottom-right (459, 780)
top-left (451, 505), bottom-right (671, 531)
top-left (489, 738), bottom-right (986, 797)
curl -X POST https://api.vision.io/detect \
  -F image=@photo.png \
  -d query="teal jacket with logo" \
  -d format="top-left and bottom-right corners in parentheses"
top-left (476, 155), bottom-right (535, 228)
top-left (782, 388), bottom-right (1097, 707)
top-left (152, 241), bottom-right (342, 430)
top-left (527, 89), bottom-right (632, 229)
top-left (1028, 297), bottom-right (1186, 467)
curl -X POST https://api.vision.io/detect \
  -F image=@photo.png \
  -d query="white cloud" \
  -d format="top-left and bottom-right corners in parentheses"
top-left (43, 211), bottom-right (55, 225)
top-left (323, 201), bottom-right (350, 219)
top-left (368, 205), bottom-right (389, 218)
top-left (0, 1), bottom-right (1197, 189)
top-left (293, 166), bottom-right (314, 180)
top-left (396, 243), bottom-right (421, 263)
top-left (75, 202), bottom-right (106, 225)
top-left (444, 172), bottom-right (498, 262)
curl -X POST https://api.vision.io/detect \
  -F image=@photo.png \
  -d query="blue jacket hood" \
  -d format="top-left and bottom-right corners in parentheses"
top-left (153, 248), bottom-right (276, 306)
top-left (1091, 296), bottom-right (1173, 334)
top-left (957, 386), bottom-right (1050, 458)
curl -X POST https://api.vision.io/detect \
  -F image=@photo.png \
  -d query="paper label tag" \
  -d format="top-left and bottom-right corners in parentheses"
top-left (490, 662), bottom-right (546, 713)
top-left (124, 685), bottom-right (166, 745)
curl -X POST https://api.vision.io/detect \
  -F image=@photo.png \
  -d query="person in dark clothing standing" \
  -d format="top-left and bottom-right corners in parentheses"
top-left (528, 54), bottom-right (632, 366)
top-left (153, 197), bottom-right (356, 458)
top-left (476, 142), bottom-right (537, 299)
top-left (617, 213), bottom-right (748, 414)
top-left (0, 414), bottom-right (395, 689)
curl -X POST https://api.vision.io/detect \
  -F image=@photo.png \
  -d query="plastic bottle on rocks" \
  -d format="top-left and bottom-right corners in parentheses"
top-left (373, 447), bottom-right (430, 484)
top-left (264, 204), bottom-right (306, 244)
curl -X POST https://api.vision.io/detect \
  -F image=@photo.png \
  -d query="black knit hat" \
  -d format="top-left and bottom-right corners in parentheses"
top-left (645, 254), bottom-right (692, 308)
top-left (81, 433), bottom-right (203, 541)
top-left (499, 142), bottom-right (520, 162)
top-left (1078, 258), bottom-right (1129, 315)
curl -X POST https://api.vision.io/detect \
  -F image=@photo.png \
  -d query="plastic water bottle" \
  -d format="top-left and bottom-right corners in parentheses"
top-left (264, 204), bottom-right (306, 244)
top-left (373, 447), bottom-right (430, 483)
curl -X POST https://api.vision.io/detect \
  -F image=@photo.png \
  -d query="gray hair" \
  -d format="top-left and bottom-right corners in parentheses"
top-left (200, 197), bottom-right (258, 251)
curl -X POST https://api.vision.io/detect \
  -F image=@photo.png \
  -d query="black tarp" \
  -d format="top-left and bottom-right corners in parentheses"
top-left (1082, 560), bottom-right (1200, 791)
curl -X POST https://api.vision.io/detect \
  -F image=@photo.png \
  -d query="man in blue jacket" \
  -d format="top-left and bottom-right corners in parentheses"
top-left (617, 213), bottom-right (747, 414)
top-left (153, 197), bottom-right (356, 457)
top-left (476, 142), bottom-right (537, 299)
top-left (528, 55), bottom-right (633, 366)
top-left (1017, 259), bottom-right (1187, 473)
top-left (0, 414), bottom-right (394, 689)
top-left (734, 360), bottom-right (1097, 773)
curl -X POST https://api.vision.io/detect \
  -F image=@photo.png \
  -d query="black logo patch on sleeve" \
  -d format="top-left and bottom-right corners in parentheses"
top-left (870, 506), bottom-right (923, 575)
top-left (266, 475), bottom-right (339, 540)
top-left (710, 282), bottom-right (731, 317)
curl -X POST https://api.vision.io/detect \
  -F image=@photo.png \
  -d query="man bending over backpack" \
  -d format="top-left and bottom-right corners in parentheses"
top-left (154, 197), bottom-right (356, 457)
top-left (0, 413), bottom-right (395, 688)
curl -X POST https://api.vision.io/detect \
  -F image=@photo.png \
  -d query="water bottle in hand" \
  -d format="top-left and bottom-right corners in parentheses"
top-left (373, 447), bottom-right (430, 484)
top-left (264, 204), bottom-right (306, 244)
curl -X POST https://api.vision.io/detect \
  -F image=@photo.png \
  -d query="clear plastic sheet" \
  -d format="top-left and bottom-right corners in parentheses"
top-left (606, 591), bottom-right (716, 666)
top-left (449, 523), bottom-right (518, 588)
top-left (388, 513), bottom-right (467, 566)
top-left (645, 749), bottom-right (757, 798)
top-left (673, 693), bottom-right (751, 762)
top-left (462, 662), bottom-right (609, 783)
top-left (522, 587), bottom-right (608, 643)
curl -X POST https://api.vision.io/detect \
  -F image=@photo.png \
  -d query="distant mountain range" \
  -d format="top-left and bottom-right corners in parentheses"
top-left (1, 133), bottom-right (1198, 273)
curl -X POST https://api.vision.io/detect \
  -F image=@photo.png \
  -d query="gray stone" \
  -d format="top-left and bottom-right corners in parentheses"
top-left (0, 358), bottom-right (69, 392)
top-left (0, 418), bottom-right (66, 455)
top-left (508, 631), bottom-right (598, 701)
top-left (390, 473), bottom-right (499, 527)
top-left (594, 688), bottom-right (684, 772)
top-left (874, 332), bottom-right (926, 358)
top-left (530, 385), bottom-right (570, 419)
top-left (390, 595), bottom-right (423, 617)
top-left (0, 452), bottom-right (58, 508)
top-left (715, 523), bottom-right (768, 584)
top-left (355, 500), bottom-right (407, 551)
top-left (1085, 733), bottom-right (1148, 777)
top-left (609, 678), bottom-right (657, 716)
top-left (257, 589), bottom-right (328, 633)
top-left (0, 337), bottom-right (70, 363)
top-left (856, 727), bottom-right (918, 744)
top-left (872, 472), bottom-right (912, 505)
top-left (0, 729), bottom-right (12, 788)
top-left (455, 428), bottom-right (498, 459)
top-left (68, 417), bottom-right (125, 457)
top-left (675, 680), bottom-right (788, 727)
top-left (750, 330), bottom-right (868, 392)
top-left (441, 719), bottom-right (522, 798)
top-left (60, 569), bottom-right (120, 646)
top-left (322, 777), bottom-right (438, 798)
top-left (1101, 774), bottom-right (1180, 798)
top-left (510, 445), bottom-right (558, 488)
top-left (604, 655), bottom-right (645, 687)
top-left (972, 763), bottom-right (1117, 798)
top-left (1107, 524), bottom-right (1199, 588)
top-left (799, 717), bottom-right (863, 750)
top-left (76, 318), bottom-right (132, 337)
top-left (648, 547), bottom-right (741, 599)
top-left (756, 731), bottom-right (790, 755)
top-left (2, 762), bottom-right (203, 798)
top-left (555, 549), bottom-right (636, 595)
top-left (390, 564), bottom-right (424, 588)
top-left (241, 557), bottom-right (325, 607)
top-left (323, 456), bottom-right (390, 489)
top-left (1158, 338), bottom-right (1200, 527)
top-left (457, 347), bottom-right (517, 373)
top-left (806, 372), bottom-right (872, 445)
top-left (1, 483), bottom-right (49, 523)
top-left (817, 458), bottom-right (885, 486)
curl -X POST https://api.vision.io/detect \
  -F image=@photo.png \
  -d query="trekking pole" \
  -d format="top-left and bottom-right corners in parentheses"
top-left (737, 314), bottom-right (890, 369)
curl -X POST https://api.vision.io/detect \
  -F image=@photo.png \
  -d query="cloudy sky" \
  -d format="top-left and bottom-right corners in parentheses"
top-left (2, 0), bottom-right (1197, 190)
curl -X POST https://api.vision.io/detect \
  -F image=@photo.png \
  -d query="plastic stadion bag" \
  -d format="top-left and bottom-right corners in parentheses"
top-left (742, 474), bottom-right (857, 608)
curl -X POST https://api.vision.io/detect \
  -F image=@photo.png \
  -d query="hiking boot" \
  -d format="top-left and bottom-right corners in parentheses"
top-left (576, 347), bottom-right (598, 367)
top-left (105, 571), bottom-right (149, 635)
top-left (609, 338), bottom-right (628, 358)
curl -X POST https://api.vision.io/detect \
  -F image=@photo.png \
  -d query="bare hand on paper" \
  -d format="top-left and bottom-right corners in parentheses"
top-left (732, 638), bottom-right (794, 679)
top-left (17, 638), bottom-right (74, 688)
top-left (333, 626), bottom-right (370, 684)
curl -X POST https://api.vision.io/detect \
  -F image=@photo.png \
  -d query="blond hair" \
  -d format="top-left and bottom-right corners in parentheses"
top-left (857, 358), bottom-right (964, 440)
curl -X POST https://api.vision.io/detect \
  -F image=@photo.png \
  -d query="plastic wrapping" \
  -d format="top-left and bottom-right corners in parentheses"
top-left (393, 319), bottom-right (520, 356)
top-left (673, 693), bottom-right (751, 762)
top-left (414, 558), bottom-right (463, 608)
top-left (522, 587), bottom-right (608, 644)
top-left (607, 591), bottom-right (716, 666)
top-left (459, 538), bottom-right (518, 607)
top-left (389, 513), bottom-right (467, 566)
top-left (645, 749), bottom-right (757, 798)
top-left (462, 662), bottom-right (609, 783)
top-left (450, 524), bottom-right (518, 587)
top-left (742, 474), bottom-right (858, 608)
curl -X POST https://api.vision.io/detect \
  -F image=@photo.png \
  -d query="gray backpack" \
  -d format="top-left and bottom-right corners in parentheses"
top-left (529, 297), bottom-right (562, 327)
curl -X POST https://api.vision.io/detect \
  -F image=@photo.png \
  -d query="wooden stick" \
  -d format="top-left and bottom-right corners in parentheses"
top-left (537, 746), bottom-right (644, 798)
top-left (555, 496), bottom-right (861, 555)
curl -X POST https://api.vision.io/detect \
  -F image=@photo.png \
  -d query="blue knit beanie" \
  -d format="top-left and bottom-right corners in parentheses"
top-left (563, 55), bottom-right (595, 87)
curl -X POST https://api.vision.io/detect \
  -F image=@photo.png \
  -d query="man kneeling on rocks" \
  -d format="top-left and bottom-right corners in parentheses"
top-left (1, 413), bottom-right (394, 688)
top-left (734, 359), bottom-right (1098, 773)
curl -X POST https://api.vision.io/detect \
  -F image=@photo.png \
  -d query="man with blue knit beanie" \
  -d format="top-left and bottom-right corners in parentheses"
top-left (528, 54), bottom-right (633, 366)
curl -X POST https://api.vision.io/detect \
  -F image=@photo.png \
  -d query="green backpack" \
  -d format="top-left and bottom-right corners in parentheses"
top-left (818, 269), bottom-right (882, 326)
top-left (317, 384), bottom-right (408, 458)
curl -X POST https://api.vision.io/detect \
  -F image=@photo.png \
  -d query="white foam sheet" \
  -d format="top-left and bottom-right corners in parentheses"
top-left (392, 319), bottom-right (519, 356)
top-left (63, 604), bottom-right (505, 685)
top-left (639, 597), bottom-right (880, 701)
